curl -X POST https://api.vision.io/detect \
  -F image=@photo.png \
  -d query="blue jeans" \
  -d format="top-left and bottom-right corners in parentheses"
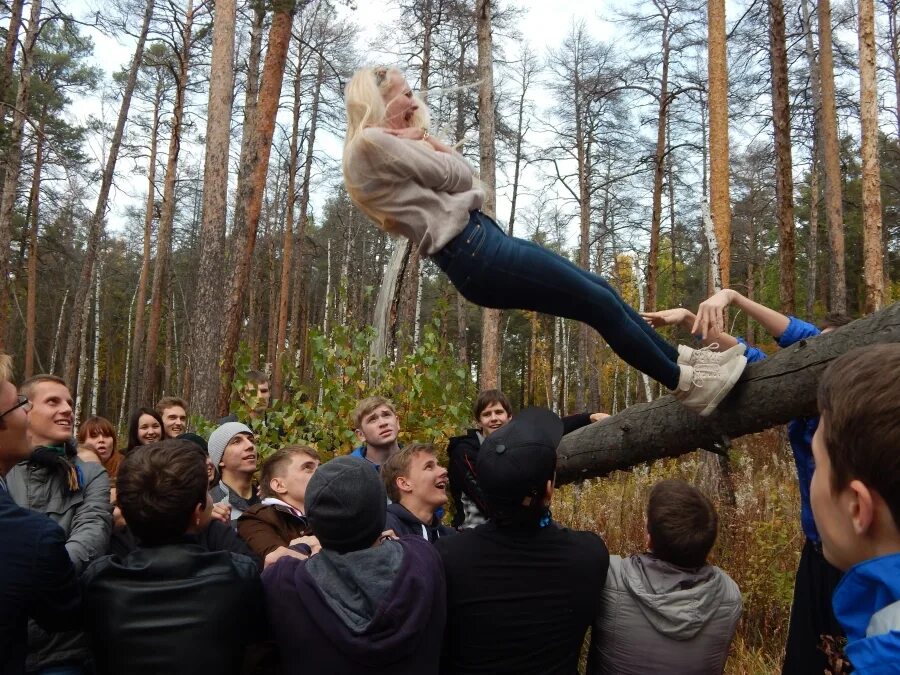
top-left (432, 211), bottom-right (681, 389)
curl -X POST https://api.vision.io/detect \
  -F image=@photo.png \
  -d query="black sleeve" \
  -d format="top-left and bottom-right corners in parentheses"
top-left (562, 412), bottom-right (592, 435)
top-left (447, 436), bottom-right (491, 519)
top-left (30, 523), bottom-right (82, 633)
top-left (201, 520), bottom-right (263, 570)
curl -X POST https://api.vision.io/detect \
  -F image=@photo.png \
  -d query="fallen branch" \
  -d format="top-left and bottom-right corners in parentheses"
top-left (556, 302), bottom-right (900, 485)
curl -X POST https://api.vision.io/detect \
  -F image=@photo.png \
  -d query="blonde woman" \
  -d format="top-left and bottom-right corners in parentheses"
top-left (342, 66), bottom-right (747, 416)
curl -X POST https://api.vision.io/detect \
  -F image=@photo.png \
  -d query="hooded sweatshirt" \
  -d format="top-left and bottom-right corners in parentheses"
top-left (588, 553), bottom-right (742, 675)
top-left (384, 502), bottom-right (456, 543)
top-left (832, 552), bottom-right (900, 673)
top-left (262, 536), bottom-right (446, 674)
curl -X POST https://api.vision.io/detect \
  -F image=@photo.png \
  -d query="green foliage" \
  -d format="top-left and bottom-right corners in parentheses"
top-left (196, 320), bottom-right (474, 463)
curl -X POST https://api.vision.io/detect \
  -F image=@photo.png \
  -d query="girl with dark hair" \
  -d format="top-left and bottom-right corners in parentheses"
top-left (125, 407), bottom-right (163, 454)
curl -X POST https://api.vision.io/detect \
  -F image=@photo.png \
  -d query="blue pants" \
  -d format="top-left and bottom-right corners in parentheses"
top-left (432, 211), bottom-right (681, 389)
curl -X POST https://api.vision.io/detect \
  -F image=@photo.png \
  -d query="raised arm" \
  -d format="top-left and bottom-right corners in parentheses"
top-left (691, 289), bottom-right (790, 341)
top-left (641, 307), bottom-right (741, 350)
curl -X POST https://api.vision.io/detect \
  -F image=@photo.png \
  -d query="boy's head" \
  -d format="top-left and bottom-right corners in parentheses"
top-left (306, 456), bottom-right (387, 553)
top-left (812, 344), bottom-right (900, 571)
top-left (0, 353), bottom-right (31, 472)
top-left (819, 313), bottom-right (852, 333)
top-left (260, 445), bottom-right (320, 510)
top-left (207, 422), bottom-right (257, 478)
top-left (646, 479), bottom-right (718, 568)
top-left (241, 371), bottom-right (271, 417)
top-left (116, 440), bottom-right (212, 545)
top-left (19, 375), bottom-right (72, 448)
top-left (352, 396), bottom-right (399, 450)
top-left (473, 389), bottom-right (512, 437)
top-left (477, 407), bottom-right (562, 526)
top-left (381, 443), bottom-right (449, 511)
top-left (156, 396), bottom-right (188, 438)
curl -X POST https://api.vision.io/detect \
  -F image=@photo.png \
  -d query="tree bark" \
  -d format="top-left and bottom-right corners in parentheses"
top-left (816, 0), bottom-right (847, 313)
top-left (187, 0), bottom-right (237, 418)
top-left (129, 77), bottom-right (163, 410)
top-left (708, 0), bottom-right (731, 289)
top-left (556, 302), bottom-right (900, 484)
top-left (858, 0), bottom-right (884, 313)
top-left (24, 121), bottom-right (44, 378)
top-left (769, 0), bottom-right (796, 315)
top-left (216, 0), bottom-right (295, 416)
top-left (62, 0), bottom-right (155, 386)
top-left (647, 5), bottom-right (671, 312)
top-left (0, 0), bottom-right (43, 347)
top-left (476, 0), bottom-right (500, 389)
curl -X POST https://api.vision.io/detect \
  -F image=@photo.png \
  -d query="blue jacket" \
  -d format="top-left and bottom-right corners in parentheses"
top-left (832, 553), bottom-right (900, 673)
top-left (0, 486), bottom-right (81, 675)
top-left (739, 316), bottom-right (822, 542)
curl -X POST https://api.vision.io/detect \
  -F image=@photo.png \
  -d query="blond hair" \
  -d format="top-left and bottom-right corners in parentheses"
top-left (352, 395), bottom-right (397, 429)
top-left (342, 66), bottom-right (431, 231)
top-left (0, 352), bottom-right (12, 385)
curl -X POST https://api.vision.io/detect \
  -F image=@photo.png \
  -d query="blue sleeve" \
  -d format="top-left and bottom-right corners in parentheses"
top-left (776, 316), bottom-right (820, 348)
top-left (737, 337), bottom-right (768, 364)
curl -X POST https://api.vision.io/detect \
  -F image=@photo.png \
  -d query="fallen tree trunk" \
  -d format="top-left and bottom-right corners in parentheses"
top-left (556, 302), bottom-right (900, 485)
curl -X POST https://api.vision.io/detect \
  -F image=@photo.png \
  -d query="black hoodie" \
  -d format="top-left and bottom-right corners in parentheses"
top-left (262, 536), bottom-right (446, 674)
top-left (384, 502), bottom-right (456, 543)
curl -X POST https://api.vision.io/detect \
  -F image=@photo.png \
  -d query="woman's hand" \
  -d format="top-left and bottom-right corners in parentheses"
top-left (289, 535), bottom-right (322, 555)
top-left (641, 308), bottom-right (693, 329)
top-left (692, 289), bottom-right (735, 340)
top-left (210, 501), bottom-right (232, 524)
top-left (382, 127), bottom-right (427, 141)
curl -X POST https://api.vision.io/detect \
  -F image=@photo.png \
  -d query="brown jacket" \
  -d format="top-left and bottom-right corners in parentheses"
top-left (237, 502), bottom-right (311, 558)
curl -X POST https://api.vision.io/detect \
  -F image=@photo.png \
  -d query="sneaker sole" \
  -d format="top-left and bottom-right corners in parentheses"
top-left (699, 355), bottom-right (747, 417)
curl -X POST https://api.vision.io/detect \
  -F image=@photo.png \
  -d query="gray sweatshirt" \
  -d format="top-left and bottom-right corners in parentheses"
top-left (588, 553), bottom-right (742, 675)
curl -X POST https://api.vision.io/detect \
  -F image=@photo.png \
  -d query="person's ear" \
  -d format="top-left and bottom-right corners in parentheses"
top-left (847, 479), bottom-right (875, 536)
top-left (190, 501), bottom-right (207, 529)
top-left (354, 428), bottom-right (365, 443)
top-left (397, 475), bottom-right (413, 494)
top-left (645, 532), bottom-right (653, 551)
top-left (543, 478), bottom-right (554, 505)
top-left (271, 476), bottom-right (287, 496)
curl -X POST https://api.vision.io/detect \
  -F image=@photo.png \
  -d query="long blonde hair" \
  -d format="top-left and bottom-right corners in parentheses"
top-left (343, 66), bottom-right (430, 230)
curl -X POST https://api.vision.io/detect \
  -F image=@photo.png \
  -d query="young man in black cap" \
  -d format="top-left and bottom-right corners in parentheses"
top-left (435, 407), bottom-right (610, 675)
top-left (262, 455), bottom-right (446, 674)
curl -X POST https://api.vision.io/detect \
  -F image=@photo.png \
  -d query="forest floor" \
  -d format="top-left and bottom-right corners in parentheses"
top-left (555, 427), bottom-right (801, 674)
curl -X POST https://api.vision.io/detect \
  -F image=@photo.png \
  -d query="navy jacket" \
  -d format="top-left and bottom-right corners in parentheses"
top-left (0, 487), bottom-right (80, 675)
top-left (384, 502), bottom-right (456, 543)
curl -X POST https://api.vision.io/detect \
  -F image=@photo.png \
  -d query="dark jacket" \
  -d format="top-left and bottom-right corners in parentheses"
top-left (6, 452), bottom-right (111, 671)
top-left (0, 487), bottom-right (81, 675)
top-left (588, 554), bottom-right (742, 675)
top-left (262, 536), bottom-right (446, 674)
top-left (109, 519), bottom-right (262, 570)
top-left (237, 501), bottom-right (312, 558)
top-left (448, 412), bottom-right (593, 528)
top-left (82, 543), bottom-right (264, 675)
top-left (384, 502), bottom-right (456, 543)
top-left (436, 521), bottom-right (609, 675)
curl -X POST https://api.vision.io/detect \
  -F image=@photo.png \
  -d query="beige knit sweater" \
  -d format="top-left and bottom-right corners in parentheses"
top-left (344, 127), bottom-right (485, 255)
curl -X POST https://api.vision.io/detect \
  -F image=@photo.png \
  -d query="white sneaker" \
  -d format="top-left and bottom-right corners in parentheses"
top-left (677, 342), bottom-right (746, 367)
top-left (674, 355), bottom-right (747, 416)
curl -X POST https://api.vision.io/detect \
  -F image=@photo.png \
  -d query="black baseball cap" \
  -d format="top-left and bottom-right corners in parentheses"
top-left (476, 407), bottom-right (564, 512)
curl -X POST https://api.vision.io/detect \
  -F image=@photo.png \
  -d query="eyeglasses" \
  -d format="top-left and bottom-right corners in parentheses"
top-left (0, 395), bottom-right (31, 419)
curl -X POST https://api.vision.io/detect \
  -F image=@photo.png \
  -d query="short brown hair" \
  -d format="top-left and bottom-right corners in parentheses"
top-left (19, 374), bottom-right (68, 400)
top-left (382, 443), bottom-right (434, 503)
top-left (260, 445), bottom-right (320, 499)
top-left (116, 440), bottom-right (209, 545)
top-left (647, 479), bottom-right (718, 568)
top-left (156, 396), bottom-right (187, 415)
top-left (820, 313), bottom-right (852, 331)
top-left (473, 389), bottom-right (512, 419)
top-left (818, 344), bottom-right (900, 527)
top-left (78, 416), bottom-right (117, 451)
top-left (0, 352), bottom-right (12, 384)
top-left (352, 396), bottom-right (396, 428)
top-left (245, 370), bottom-right (269, 386)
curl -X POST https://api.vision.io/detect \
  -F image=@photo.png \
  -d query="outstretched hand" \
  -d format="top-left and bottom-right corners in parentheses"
top-left (692, 289), bottom-right (734, 340)
top-left (641, 308), bottom-right (693, 329)
top-left (382, 126), bottom-right (427, 141)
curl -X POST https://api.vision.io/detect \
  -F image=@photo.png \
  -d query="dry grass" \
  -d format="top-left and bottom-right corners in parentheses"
top-left (555, 428), bottom-right (800, 674)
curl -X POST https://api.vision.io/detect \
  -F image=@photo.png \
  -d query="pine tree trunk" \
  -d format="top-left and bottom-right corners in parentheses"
top-left (769, 0), bottom-right (796, 314)
top-left (708, 0), bottom-right (731, 289)
top-left (24, 124), bottom-right (44, 378)
top-left (0, 0), bottom-right (24, 120)
top-left (858, 0), bottom-right (884, 313)
top-left (807, 151), bottom-right (820, 317)
top-left (476, 0), bottom-right (500, 389)
top-left (888, 0), bottom-right (900, 138)
top-left (91, 264), bottom-right (101, 415)
top-left (129, 81), bottom-right (162, 410)
top-left (62, 0), bottom-right (155, 386)
top-left (142, 0), bottom-right (193, 403)
top-left (647, 8), bottom-right (670, 312)
top-left (816, 0), bottom-right (847, 313)
top-left (187, 0), bottom-right (237, 418)
top-left (273, 37), bottom-right (304, 399)
top-left (0, 0), bottom-right (42, 347)
top-left (217, 0), bottom-right (295, 416)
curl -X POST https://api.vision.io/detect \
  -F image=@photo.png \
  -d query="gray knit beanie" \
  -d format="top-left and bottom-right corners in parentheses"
top-left (306, 455), bottom-right (386, 553)
top-left (207, 422), bottom-right (253, 468)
